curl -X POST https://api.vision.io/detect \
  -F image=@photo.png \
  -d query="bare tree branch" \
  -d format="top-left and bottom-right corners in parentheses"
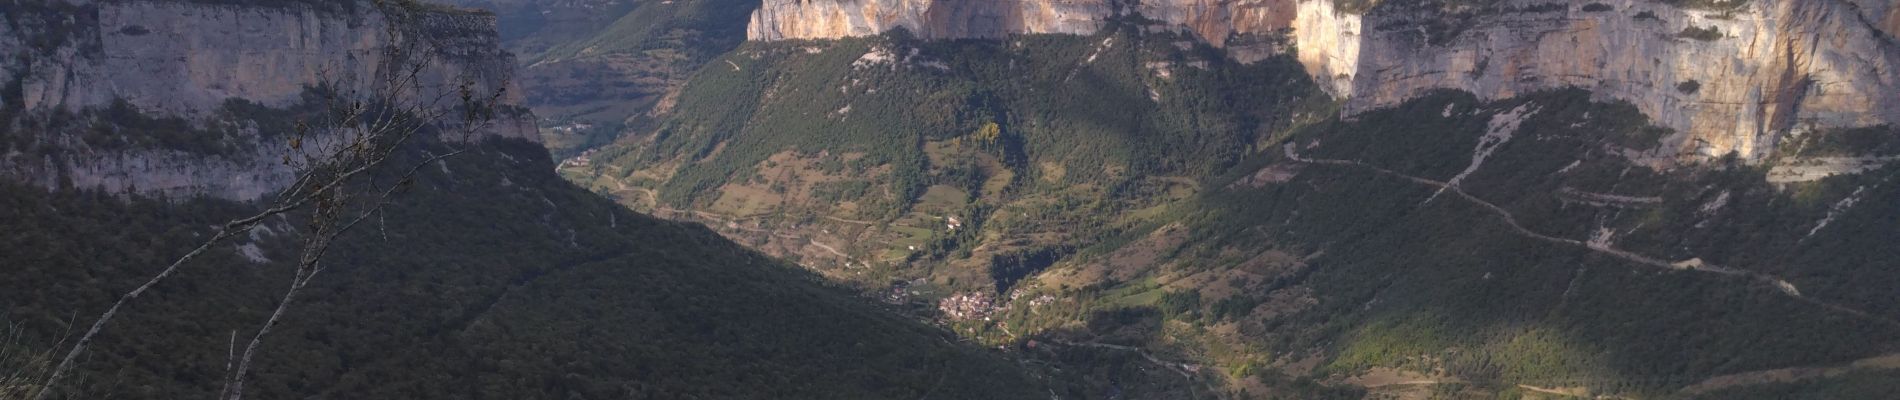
top-left (221, 148), bottom-right (467, 400)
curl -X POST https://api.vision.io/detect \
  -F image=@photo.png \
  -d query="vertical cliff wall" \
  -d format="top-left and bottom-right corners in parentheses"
top-left (745, 0), bottom-right (1900, 162)
top-left (1339, 0), bottom-right (1900, 161)
top-left (745, 0), bottom-right (1302, 42)
top-left (746, 0), bottom-right (1115, 40)
top-left (0, 0), bottom-right (537, 200)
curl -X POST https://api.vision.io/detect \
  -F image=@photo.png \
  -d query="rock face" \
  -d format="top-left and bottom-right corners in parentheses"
top-left (1342, 0), bottom-right (1900, 161)
top-left (747, 0), bottom-right (1116, 40)
top-left (745, 0), bottom-right (1301, 42)
top-left (747, 0), bottom-right (1900, 161)
top-left (0, 0), bottom-right (537, 200)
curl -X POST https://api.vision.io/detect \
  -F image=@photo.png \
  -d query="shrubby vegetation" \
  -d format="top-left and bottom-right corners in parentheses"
top-left (156, 0), bottom-right (364, 13)
top-left (1679, 25), bottom-right (1725, 41)
top-left (532, 0), bottom-right (753, 65)
top-left (0, 87), bottom-right (369, 158)
top-left (1694, 369), bottom-right (1900, 400)
top-left (1676, 79), bottom-right (1701, 94)
top-left (1345, 0), bottom-right (1578, 46)
top-left (0, 1), bottom-right (100, 55)
top-left (1137, 90), bottom-right (1900, 396)
top-left (0, 137), bottom-right (1054, 398)
top-left (518, 0), bottom-right (757, 158)
top-left (1783, 125), bottom-right (1899, 157)
top-left (951, 89), bottom-right (1900, 397)
top-left (1660, 0), bottom-right (1752, 12)
top-left (595, 23), bottom-right (1322, 218)
top-left (2, 99), bottom-right (249, 157)
top-left (1329, 0), bottom-right (1514, 15)
top-left (557, 7), bottom-right (1896, 399)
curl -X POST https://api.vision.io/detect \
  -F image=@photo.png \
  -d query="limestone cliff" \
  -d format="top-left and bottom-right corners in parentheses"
top-left (1340, 0), bottom-right (1900, 161)
top-left (746, 0), bottom-right (1114, 40)
top-left (746, 0), bottom-right (1900, 162)
top-left (746, 0), bottom-right (1306, 42)
top-left (0, 0), bottom-right (536, 200)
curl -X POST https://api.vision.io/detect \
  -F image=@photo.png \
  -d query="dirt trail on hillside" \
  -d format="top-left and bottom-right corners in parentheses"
top-left (1282, 144), bottom-right (1900, 329)
top-left (1345, 352), bottom-right (1900, 397)
top-left (1679, 352), bottom-right (1900, 395)
top-left (1046, 339), bottom-right (1228, 400)
top-left (1516, 384), bottom-right (1595, 397)
top-left (1347, 368), bottom-right (1462, 388)
top-left (823, 215), bottom-right (878, 224)
top-left (807, 240), bottom-right (854, 261)
top-left (648, 206), bottom-right (870, 271)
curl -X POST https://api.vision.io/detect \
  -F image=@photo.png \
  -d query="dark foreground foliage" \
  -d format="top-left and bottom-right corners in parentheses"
top-left (0, 138), bottom-right (1050, 399)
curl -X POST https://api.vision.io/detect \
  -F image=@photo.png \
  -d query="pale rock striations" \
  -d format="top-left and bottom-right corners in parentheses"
top-left (16, 1), bottom-right (533, 135)
top-left (0, 0), bottom-right (536, 200)
top-left (747, 0), bottom-right (1900, 162)
top-left (746, 0), bottom-right (1114, 40)
top-left (1344, 0), bottom-right (1900, 161)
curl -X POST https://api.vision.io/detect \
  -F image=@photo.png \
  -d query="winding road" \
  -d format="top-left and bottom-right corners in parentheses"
top-left (1045, 339), bottom-right (1228, 400)
top-left (1282, 143), bottom-right (1900, 329)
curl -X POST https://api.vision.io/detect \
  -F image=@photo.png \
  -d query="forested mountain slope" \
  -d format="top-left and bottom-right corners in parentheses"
top-left (744, 0), bottom-right (1900, 161)
top-left (443, 0), bottom-right (761, 157)
top-left (0, 1), bottom-right (1053, 398)
top-left (0, 140), bottom-right (1052, 399)
top-left (562, 9), bottom-right (1900, 398)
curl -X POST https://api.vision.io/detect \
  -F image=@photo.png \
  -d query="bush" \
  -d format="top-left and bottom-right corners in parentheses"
top-left (1677, 80), bottom-right (1701, 94)
top-left (1679, 26), bottom-right (1724, 41)
top-left (1663, 0), bottom-right (1751, 11)
top-left (1157, 289), bottom-right (1201, 318)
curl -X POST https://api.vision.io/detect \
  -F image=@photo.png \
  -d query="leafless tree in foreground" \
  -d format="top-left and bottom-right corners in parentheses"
top-left (30, 2), bottom-right (510, 399)
top-left (0, 321), bottom-right (55, 399)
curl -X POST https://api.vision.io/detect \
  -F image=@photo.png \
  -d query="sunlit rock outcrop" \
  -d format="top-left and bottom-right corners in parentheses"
top-left (747, 0), bottom-right (1900, 161)
top-left (0, 0), bottom-right (537, 199)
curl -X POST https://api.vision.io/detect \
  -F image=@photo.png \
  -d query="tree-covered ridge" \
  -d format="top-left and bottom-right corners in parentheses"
top-left (571, 27), bottom-right (1900, 394)
top-left (517, 1), bottom-right (1899, 397)
top-left (955, 90), bottom-right (1900, 398)
top-left (0, 136), bottom-right (1053, 399)
top-left (1167, 90), bottom-right (1900, 396)
top-left (568, 21), bottom-right (1324, 251)
top-left (500, 0), bottom-right (759, 158)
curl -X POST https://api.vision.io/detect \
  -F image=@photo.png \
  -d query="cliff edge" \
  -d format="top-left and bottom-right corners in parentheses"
top-left (746, 0), bottom-right (1900, 162)
top-left (0, 0), bottom-right (538, 200)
